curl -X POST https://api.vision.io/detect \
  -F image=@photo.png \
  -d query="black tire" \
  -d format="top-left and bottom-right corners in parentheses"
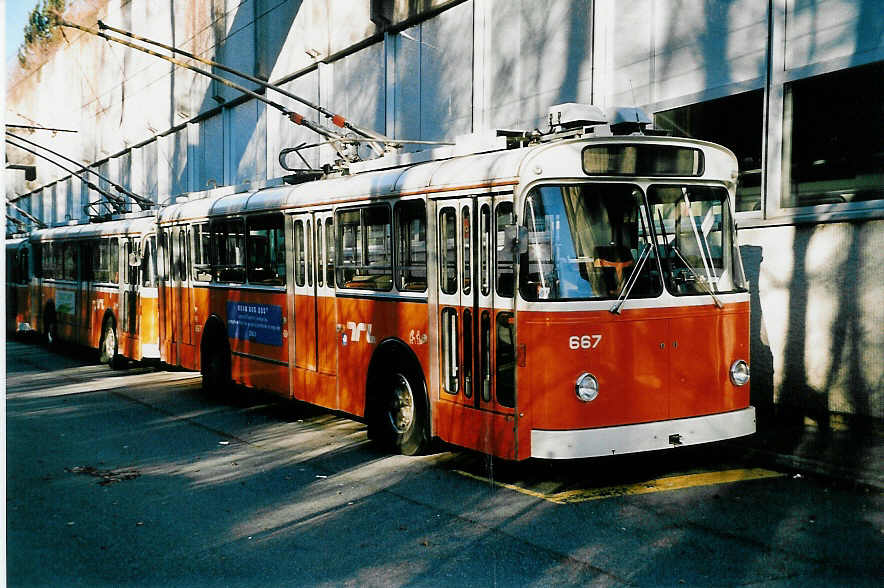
top-left (369, 367), bottom-right (429, 456)
top-left (202, 344), bottom-right (231, 396)
top-left (44, 312), bottom-right (58, 350)
top-left (99, 318), bottom-right (124, 369)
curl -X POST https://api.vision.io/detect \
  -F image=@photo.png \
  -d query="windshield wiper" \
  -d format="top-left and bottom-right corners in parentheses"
top-left (668, 244), bottom-right (724, 308)
top-left (609, 242), bottom-right (653, 314)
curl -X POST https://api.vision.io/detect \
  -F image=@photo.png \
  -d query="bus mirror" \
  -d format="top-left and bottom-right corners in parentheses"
top-left (503, 225), bottom-right (528, 255)
top-left (128, 252), bottom-right (141, 267)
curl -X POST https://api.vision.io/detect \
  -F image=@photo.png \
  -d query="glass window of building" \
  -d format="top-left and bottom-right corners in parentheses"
top-left (782, 62), bottom-right (884, 208)
top-left (655, 90), bottom-right (764, 212)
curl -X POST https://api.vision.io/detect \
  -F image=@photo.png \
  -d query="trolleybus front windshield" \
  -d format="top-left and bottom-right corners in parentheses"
top-left (520, 183), bottom-right (746, 302)
top-left (520, 184), bottom-right (660, 301)
top-left (647, 185), bottom-right (746, 296)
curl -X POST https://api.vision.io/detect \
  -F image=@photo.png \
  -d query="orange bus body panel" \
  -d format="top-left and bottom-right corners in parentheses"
top-left (335, 297), bottom-right (430, 418)
top-left (518, 301), bottom-right (750, 435)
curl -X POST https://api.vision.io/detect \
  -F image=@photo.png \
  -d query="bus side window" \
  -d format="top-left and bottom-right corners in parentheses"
top-left (325, 218), bottom-right (334, 287)
top-left (191, 223), bottom-right (213, 282)
top-left (395, 200), bottom-right (427, 292)
top-left (33, 243), bottom-right (42, 279)
top-left (81, 242), bottom-right (93, 282)
top-left (294, 219), bottom-right (306, 286)
top-left (306, 219), bottom-right (313, 287)
top-left (141, 237), bottom-right (157, 288)
top-left (335, 206), bottom-right (392, 291)
top-left (214, 219), bottom-right (245, 283)
top-left (316, 221), bottom-right (324, 287)
top-left (439, 207), bottom-right (457, 295)
top-left (495, 202), bottom-right (514, 297)
top-left (480, 204), bottom-right (491, 296)
top-left (109, 238), bottom-right (119, 283)
top-left (246, 214), bottom-right (285, 286)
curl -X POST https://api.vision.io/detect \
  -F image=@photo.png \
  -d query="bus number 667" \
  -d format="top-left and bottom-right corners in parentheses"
top-left (569, 335), bottom-right (602, 350)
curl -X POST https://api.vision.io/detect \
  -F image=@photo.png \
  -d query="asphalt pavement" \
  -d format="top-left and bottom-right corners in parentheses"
top-left (5, 337), bottom-right (882, 586)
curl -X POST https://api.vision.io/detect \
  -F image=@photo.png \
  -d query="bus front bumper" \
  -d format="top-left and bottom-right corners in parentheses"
top-left (530, 407), bottom-right (756, 459)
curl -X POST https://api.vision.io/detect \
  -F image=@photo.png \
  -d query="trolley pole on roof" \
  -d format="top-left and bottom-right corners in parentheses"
top-left (7, 214), bottom-right (30, 232)
top-left (95, 20), bottom-right (389, 157)
top-left (6, 137), bottom-right (131, 216)
top-left (6, 132), bottom-right (155, 210)
top-left (59, 20), bottom-right (360, 163)
top-left (6, 200), bottom-right (47, 229)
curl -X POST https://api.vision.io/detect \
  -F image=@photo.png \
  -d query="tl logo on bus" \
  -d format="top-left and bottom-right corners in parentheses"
top-left (342, 322), bottom-right (376, 346)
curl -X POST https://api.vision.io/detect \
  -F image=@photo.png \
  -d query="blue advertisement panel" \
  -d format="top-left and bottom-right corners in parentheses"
top-left (226, 302), bottom-right (283, 346)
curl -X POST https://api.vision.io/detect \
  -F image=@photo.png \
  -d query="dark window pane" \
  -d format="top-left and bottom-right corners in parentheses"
top-left (247, 214), bottom-right (285, 286)
top-left (396, 200), bottom-right (427, 292)
top-left (439, 207), bottom-right (457, 295)
top-left (783, 62), bottom-right (884, 208)
top-left (655, 90), bottom-right (764, 212)
top-left (495, 202), bottom-right (514, 298)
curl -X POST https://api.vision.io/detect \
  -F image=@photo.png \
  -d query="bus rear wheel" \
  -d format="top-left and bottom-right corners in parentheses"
top-left (371, 368), bottom-right (428, 456)
top-left (99, 319), bottom-right (124, 370)
top-left (44, 313), bottom-right (58, 350)
top-left (202, 345), bottom-right (231, 396)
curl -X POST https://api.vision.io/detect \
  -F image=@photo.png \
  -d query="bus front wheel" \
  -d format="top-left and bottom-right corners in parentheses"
top-left (371, 368), bottom-right (428, 456)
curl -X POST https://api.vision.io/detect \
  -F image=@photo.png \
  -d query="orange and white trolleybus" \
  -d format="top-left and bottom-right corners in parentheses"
top-left (27, 214), bottom-right (160, 367)
top-left (157, 103), bottom-right (754, 460)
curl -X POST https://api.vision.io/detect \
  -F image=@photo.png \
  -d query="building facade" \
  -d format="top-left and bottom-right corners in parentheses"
top-left (6, 0), bottom-right (883, 423)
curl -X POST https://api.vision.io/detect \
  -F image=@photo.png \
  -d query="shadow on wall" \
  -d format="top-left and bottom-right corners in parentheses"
top-left (761, 221), bottom-right (882, 464)
top-left (740, 244), bottom-right (774, 423)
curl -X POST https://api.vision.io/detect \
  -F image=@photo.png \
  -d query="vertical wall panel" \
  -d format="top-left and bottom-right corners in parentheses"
top-left (484, 0), bottom-right (592, 131)
top-left (420, 1), bottom-right (474, 141)
top-left (198, 114), bottom-right (225, 190)
top-left (786, 0), bottom-right (884, 70)
top-left (607, 0), bottom-right (767, 107)
top-left (228, 100), bottom-right (263, 185)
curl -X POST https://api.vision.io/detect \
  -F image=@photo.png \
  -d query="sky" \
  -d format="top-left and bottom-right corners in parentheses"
top-left (6, 0), bottom-right (38, 64)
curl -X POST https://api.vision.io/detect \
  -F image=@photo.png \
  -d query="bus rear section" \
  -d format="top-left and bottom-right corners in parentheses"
top-left (6, 238), bottom-right (34, 335)
top-left (28, 217), bottom-right (160, 366)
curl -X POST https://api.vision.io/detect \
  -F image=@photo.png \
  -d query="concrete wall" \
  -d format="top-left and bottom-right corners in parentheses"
top-left (5, 0), bottom-right (883, 420)
top-left (741, 220), bottom-right (884, 422)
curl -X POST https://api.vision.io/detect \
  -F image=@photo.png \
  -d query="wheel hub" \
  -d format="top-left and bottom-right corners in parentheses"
top-left (388, 374), bottom-right (415, 434)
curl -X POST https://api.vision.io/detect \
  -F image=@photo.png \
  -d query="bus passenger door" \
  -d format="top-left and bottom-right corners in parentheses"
top-left (291, 212), bottom-right (338, 408)
top-left (120, 238), bottom-right (139, 350)
top-left (437, 197), bottom-right (516, 455)
top-left (292, 214), bottom-right (317, 373)
top-left (138, 235), bottom-right (159, 359)
top-left (314, 213), bottom-right (337, 377)
top-left (169, 226), bottom-right (193, 366)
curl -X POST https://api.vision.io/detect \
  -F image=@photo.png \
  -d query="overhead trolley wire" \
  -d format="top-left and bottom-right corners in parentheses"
top-left (6, 132), bottom-right (155, 210)
top-left (94, 20), bottom-right (390, 157)
top-left (6, 137), bottom-right (132, 216)
top-left (59, 20), bottom-right (361, 162)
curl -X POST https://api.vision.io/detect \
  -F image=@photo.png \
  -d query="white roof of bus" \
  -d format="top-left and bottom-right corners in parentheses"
top-left (5, 236), bottom-right (27, 250)
top-left (29, 216), bottom-right (155, 242)
top-left (155, 136), bottom-right (737, 222)
top-left (158, 146), bottom-right (528, 222)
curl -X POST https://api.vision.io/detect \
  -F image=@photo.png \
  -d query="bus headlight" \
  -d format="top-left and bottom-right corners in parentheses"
top-left (576, 373), bottom-right (599, 402)
top-left (730, 360), bottom-right (750, 386)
